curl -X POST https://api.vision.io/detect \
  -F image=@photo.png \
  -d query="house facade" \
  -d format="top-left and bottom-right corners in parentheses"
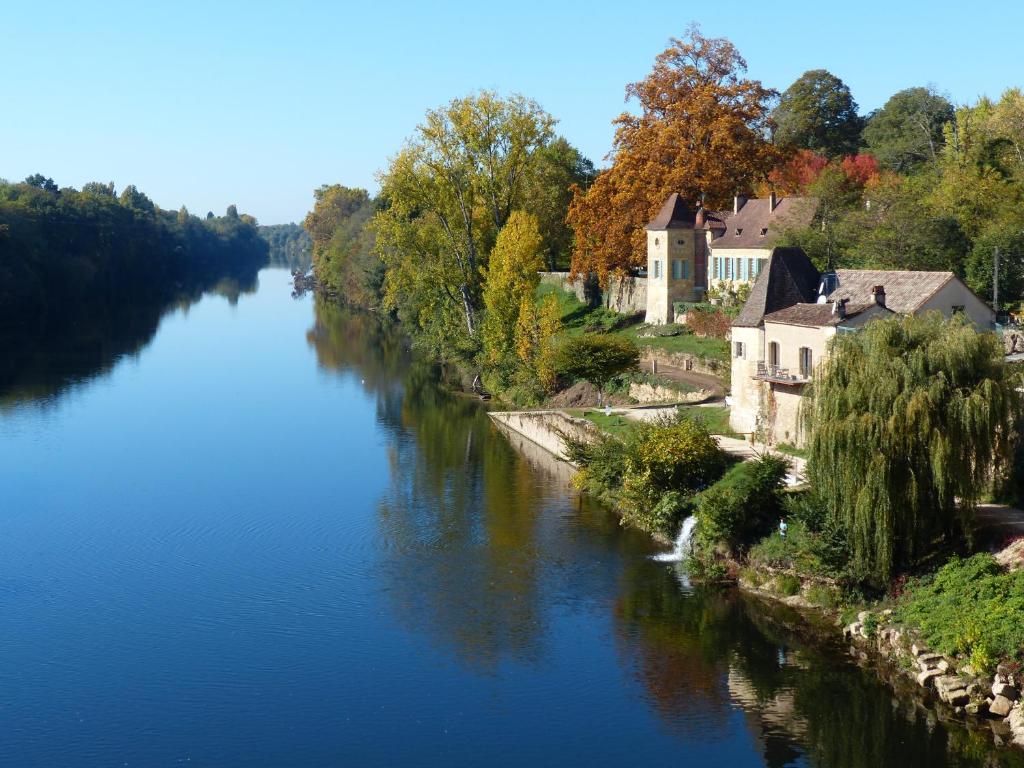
top-left (644, 193), bottom-right (817, 324)
top-left (729, 248), bottom-right (995, 445)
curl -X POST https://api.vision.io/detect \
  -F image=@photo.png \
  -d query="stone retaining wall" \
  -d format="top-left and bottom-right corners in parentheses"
top-left (488, 410), bottom-right (599, 464)
top-left (538, 272), bottom-right (647, 316)
top-left (628, 381), bottom-right (711, 405)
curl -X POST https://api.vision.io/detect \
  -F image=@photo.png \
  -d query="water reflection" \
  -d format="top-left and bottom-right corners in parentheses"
top-left (0, 274), bottom-right (258, 407)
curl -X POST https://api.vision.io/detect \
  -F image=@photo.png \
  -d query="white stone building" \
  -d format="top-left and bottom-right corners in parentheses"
top-left (728, 248), bottom-right (996, 445)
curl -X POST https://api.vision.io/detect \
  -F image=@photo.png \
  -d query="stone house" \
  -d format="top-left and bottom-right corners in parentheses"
top-left (645, 192), bottom-right (817, 323)
top-left (729, 248), bottom-right (995, 445)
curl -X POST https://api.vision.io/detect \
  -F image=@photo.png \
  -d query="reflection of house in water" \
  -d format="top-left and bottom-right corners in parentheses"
top-left (728, 659), bottom-right (808, 768)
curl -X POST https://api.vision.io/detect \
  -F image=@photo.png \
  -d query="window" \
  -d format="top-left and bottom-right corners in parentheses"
top-left (734, 341), bottom-right (745, 359)
top-left (799, 347), bottom-right (813, 378)
top-left (677, 239), bottom-right (685, 246)
top-left (753, 259), bottom-right (763, 277)
top-left (682, 260), bottom-right (689, 279)
top-left (672, 259), bottom-right (682, 279)
top-left (760, 227), bottom-right (768, 236)
top-left (748, 258), bottom-right (755, 278)
top-left (654, 238), bottom-right (659, 246)
top-left (739, 258), bottom-right (748, 280)
top-left (653, 260), bottom-right (662, 279)
top-left (712, 257), bottom-right (720, 280)
top-left (725, 258), bottom-right (732, 279)
top-left (768, 341), bottom-right (779, 368)
top-left (735, 228), bottom-right (743, 236)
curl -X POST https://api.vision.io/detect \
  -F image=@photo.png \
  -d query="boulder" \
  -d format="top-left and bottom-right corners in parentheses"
top-left (992, 681), bottom-right (1020, 701)
top-left (1008, 705), bottom-right (1024, 746)
top-left (911, 643), bottom-right (928, 658)
top-left (917, 668), bottom-right (942, 688)
top-left (935, 676), bottom-right (970, 705)
top-left (991, 695), bottom-right (1015, 718)
top-left (858, 610), bottom-right (871, 624)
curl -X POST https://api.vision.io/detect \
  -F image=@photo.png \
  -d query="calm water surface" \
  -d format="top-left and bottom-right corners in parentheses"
top-left (1, 268), bottom-right (1020, 767)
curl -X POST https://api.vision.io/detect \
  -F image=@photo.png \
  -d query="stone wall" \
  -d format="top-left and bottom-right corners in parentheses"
top-left (488, 410), bottom-right (599, 465)
top-left (538, 272), bottom-right (647, 316)
top-left (628, 381), bottom-right (712, 405)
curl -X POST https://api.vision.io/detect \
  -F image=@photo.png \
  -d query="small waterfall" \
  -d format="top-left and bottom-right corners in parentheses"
top-left (652, 515), bottom-right (697, 562)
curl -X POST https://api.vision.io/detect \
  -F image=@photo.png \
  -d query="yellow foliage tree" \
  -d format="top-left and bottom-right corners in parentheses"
top-left (481, 211), bottom-right (544, 379)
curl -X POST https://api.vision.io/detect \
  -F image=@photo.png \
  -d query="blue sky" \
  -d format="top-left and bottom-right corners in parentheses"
top-left (4, 0), bottom-right (1023, 224)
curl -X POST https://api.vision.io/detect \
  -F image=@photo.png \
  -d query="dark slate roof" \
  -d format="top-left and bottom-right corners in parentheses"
top-left (826, 270), bottom-right (955, 313)
top-left (645, 193), bottom-right (698, 230)
top-left (763, 301), bottom-right (889, 327)
top-left (733, 247), bottom-right (821, 328)
top-left (710, 197), bottom-right (818, 249)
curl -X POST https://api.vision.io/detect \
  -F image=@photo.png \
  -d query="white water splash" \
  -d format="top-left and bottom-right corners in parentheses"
top-left (652, 515), bottom-right (697, 562)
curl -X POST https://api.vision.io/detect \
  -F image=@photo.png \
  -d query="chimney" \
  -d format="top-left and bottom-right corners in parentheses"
top-left (768, 190), bottom-right (777, 212)
top-left (734, 195), bottom-right (747, 214)
top-left (871, 285), bottom-right (886, 307)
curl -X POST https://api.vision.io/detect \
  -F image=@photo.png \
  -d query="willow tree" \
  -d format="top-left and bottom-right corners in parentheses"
top-left (805, 313), bottom-right (1020, 583)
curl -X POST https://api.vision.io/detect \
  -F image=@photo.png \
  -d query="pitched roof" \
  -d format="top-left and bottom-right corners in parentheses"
top-left (645, 193), bottom-right (698, 230)
top-left (733, 247), bottom-right (821, 327)
top-left (826, 270), bottom-right (955, 313)
top-left (763, 301), bottom-right (889, 327)
top-left (710, 197), bottom-right (818, 249)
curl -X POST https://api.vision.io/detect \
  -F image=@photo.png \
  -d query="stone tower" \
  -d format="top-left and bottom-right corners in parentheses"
top-left (644, 193), bottom-right (700, 324)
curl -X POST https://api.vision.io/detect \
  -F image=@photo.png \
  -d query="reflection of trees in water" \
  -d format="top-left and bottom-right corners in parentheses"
top-left (0, 273), bottom-right (259, 408)
top-left (618, 575), bottom-right (1024, 768)
top-left (308, 298), bottom-right (547, 669)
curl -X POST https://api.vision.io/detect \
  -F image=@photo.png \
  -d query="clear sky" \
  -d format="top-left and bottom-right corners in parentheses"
top-left (4, 0), bottom-right (1023, 224)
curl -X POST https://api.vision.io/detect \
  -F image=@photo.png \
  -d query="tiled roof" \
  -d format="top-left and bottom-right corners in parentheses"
top-left (710, 197), bottom-right (817, 249)
top-left (733, 247), bottom-right (821, 327)
top-left (763, 301), bottom-right (887, 327)
top-left (645, 193), bottom-right (698, 230)
top-left (827, 270), bottom-right (955, 313)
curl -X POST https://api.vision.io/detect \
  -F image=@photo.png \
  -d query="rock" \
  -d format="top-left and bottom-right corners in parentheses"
top-left (992, 681), bottom-right (1020, 701)
top-left (936, 660), bottom-right (950, 673)
top-left (889, 629), bottom-right (903, 647)
top-left (912, 643), bottom-right (928, 658)
top-left (946, 690), bottom-right (971, 707)
top-left (935, 676), bottom-right (970, 705)
top-left (990, 695), bottom-right (1015, 717)
top-left (881, 608), bottom-right (894, 617)
top-left (966, 700), bottom-right (990, 716)
top-left (1008, 705), bottom-right (1024, 746)
top-left (858, 610), bottom-right (871, 624)
top-left (967, 682), bottom-right (982, 697)
top-left (917, 653), bottom-right (943, 668)
top-left (917, 668), bottom-right (942, 688)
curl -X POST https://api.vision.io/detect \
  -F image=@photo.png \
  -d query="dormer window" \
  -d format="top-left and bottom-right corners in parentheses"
top-left (735, 228), bottom-right (743, 236)
top-left (760, 227), bottom-right (768, 236)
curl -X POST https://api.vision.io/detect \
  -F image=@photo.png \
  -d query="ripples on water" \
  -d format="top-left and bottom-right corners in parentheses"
top-left (0, 269), bottom-right (1021, 767)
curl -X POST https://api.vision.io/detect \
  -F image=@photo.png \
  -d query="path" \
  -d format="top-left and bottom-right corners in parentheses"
top-left (639, 357), bottom-right (725, 397)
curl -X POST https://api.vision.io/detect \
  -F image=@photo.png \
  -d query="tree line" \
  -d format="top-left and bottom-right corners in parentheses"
top-left (259, 223), bottom-right (311, 269)
top-left (0, 176), bottom-right (269, 338)
top-left (306, 23), bottom-right (1024, 398)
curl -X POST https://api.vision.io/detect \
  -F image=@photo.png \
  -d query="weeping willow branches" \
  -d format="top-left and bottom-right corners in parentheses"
top-left (805, 313), bottom-right (1021, 584)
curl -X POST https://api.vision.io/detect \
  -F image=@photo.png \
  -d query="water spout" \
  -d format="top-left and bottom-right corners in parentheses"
top-left (652, 515), bottom-right (697, 562)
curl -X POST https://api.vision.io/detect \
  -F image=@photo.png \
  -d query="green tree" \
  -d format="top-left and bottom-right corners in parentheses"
top-left (522, 137), bottom-right (595, 270)
top-left (805, 313), bottom-right (1020, 584)
top-left (303, 185), bottom-right (380, 305)
top-left (480, 211), bottom-right (544, 381)
top-left (24, 174), bottom-right (58, 192)
top-left (862, 87), bottom-right (954, 172)
top-left (551, 334), bottom-right (639, 403)
top-left (119, 185), bottom-right (155, 214)
top-left (772, 69), bottom-right (863, 158)
top-left (226, 204), bottom-right (239, 219)
top-left (374, 91), bottom-right (555, 357)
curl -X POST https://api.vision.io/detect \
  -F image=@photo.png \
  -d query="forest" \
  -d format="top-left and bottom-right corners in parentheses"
top-left (259, 223), bottom-right (311, 269)
top-left (0, 176), bottom-right (268, 337)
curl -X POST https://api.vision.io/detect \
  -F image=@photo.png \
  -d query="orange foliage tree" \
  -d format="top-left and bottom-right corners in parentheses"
top-left (568, 25), bottom-right (778, 283)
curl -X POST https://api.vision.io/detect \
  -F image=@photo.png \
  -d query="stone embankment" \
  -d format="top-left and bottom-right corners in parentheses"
top-left (488, 410), bottom-right (599, 465)
top-left (842, 610), bottom-right (1024, 747)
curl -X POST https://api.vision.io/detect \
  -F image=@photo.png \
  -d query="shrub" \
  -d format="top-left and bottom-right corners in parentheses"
top-left (806, 584), bottom-right (840, 610)
top-left (776, 573), bottom-right (801, 596)
top-left (551, 335), bottom-right (640, 399)
top-left (685, 305), bottom-right (732, 339)
top-left (693, 454), bottom-right (790, 553)
top-left (894, 554), bottom-right (1024, 672)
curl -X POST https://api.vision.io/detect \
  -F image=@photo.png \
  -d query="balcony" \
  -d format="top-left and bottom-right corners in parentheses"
top-left (754, 361), bottom-right (811, 386)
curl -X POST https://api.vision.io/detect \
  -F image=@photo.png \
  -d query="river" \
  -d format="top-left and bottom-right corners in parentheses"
top-left (0, 268), bottom-right (1020, 767)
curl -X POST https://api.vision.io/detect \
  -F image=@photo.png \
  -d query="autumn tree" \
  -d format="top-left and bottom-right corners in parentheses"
top-left (514, 292), bottom-right (562, 392)
top-left (772, 69), bottom-right (863, 158)
top-left (375, 91), bottom-right (555, 358)
top-left (481, 211), bottom-right (545, 382)
top-left (303, 184), bottom-right (380, 305)
top-left (568, 25), bottom-right (778, 283)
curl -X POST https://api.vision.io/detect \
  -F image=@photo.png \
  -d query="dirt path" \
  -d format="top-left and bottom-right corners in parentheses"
top-left (638, 358), bottom-right (724, 397)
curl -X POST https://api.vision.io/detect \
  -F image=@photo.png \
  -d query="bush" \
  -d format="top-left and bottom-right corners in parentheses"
top-left (685, 305), bottom-right (732, 339)
top-left (693, 454), bottom-right (790, 553)
top-left (806, 584), bottom-right (840, 609)
top-left (894, 554), bottom-right (1024, 672)
top-left (776, 573), bottom-right (802, 596)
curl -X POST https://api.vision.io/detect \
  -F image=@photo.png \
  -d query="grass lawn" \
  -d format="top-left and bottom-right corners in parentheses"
top-left (677, 405), bottom-right (737, 436)
top-left (536, 282), bottom-right (729, 363)
top-left (577, 405), bottom-right (736, 438)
